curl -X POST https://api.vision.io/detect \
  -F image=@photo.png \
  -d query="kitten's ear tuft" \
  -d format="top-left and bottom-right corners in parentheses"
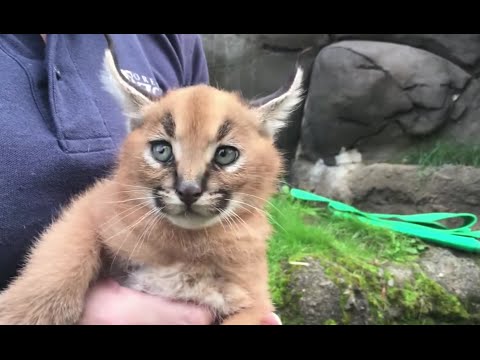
top-left (100, 34), bottom-right (154, 132)
top-left (250, 66), bottom-right (305, 139)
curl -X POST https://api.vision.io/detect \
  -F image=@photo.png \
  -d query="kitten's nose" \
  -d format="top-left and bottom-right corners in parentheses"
top-left (175, 181), bottom-right (202, 206)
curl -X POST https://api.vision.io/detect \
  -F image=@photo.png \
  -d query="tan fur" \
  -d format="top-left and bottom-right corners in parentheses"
top-left (0, 49), bottom-right (304, 325)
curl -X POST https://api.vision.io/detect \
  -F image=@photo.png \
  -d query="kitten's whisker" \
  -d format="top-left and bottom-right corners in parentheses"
top-left (203, 225), bottom-right (210, 240)
top-left (235, 192), bottom-right (287, 219)
top-left (127, 208), bottom-right (160, 264)
top-left (228, 201), bottom-right (256, 217)
top-left (108, 207), bottom-right (158, 270)
top-left (217, 207), bottom-right (240, 236)
top-left (213, 207), bottom-right (228, 233)
top-left (140, 211), bottom-right (165, 255)
top-left (228, 199), bottom-right (266, 215)
top-left (229, 199), bottom-right (288, 234)
top-left (229, 198), bottom-right (278, 225)
top-left (228, 199), bottom-right (273, 226)
top-left (110, 189), bottom-right (151, 196)
top-left (224, 210), bottom-right (242, 234)
top-left (228, 209), bottom-right (254, 237)
top-left (104, 196), bottom-right (155, 205)
top-left (220, 209), bottom-right (238, 234)
top-left (215, 210), bottom-right (238, 260)
top-left (117, 208), bottom-right (158, 242)
top-left (109, 180), bottom-right (152, 190)
top-left (110, 210), bottom-right (155, 270)
top-left (100, 201), bottom-right (149, 230)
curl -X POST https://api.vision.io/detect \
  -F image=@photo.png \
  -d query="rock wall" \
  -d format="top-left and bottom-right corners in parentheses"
top-left (201, 34), bottom-right (480, 168)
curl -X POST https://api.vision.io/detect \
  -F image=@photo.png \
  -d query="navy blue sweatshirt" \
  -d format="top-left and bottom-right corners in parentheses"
top-left (0, 34), bottom-right (209, 290)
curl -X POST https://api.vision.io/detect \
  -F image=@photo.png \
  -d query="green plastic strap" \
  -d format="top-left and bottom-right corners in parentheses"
top-left (289, 188), bottom-right (480, 254)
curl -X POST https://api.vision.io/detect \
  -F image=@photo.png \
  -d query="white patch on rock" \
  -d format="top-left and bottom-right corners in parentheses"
top-left (335, 147), bottom-right (363, 165)
top-left (301, 148), bottom-right (363, 203)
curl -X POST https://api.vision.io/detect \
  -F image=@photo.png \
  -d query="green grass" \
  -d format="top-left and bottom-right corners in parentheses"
top-left (401, 140), bottom-right (480, 168)
top-left (266, 188), bottom-right (427, 311)
top-left (264, 188), bottom-right (472, 324)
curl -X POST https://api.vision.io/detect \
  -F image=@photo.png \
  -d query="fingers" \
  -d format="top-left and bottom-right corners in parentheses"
top-left (260, 312), bottom-right (282, 325)
top-left (167, 302), bottom-right (212, 325)
top-left (116, 283), bottom-right (214, 325)
top-left (80, 279), bottom-right (213, 325)
top-left (81, 278), bottom-right (278, 325)
top-left (144, 294), bottom-right (212, 325)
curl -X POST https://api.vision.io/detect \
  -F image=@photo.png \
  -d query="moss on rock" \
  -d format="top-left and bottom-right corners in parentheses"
top-left (267, 189), bottom-right (478, 324)
top-left (272, 261), bottom-right (305, 325)
top-left (280, 255), bottom-right (472, 325)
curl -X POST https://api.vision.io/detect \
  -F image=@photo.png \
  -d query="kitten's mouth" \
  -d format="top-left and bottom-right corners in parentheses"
top-left (176, 207), bottom-right (203, 218)
top-left (153, 189), bottom-right (230, 230)
top-left (164, 208), bottom-right (224, 230)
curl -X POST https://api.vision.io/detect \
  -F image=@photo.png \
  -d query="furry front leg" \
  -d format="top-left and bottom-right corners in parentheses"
top-left (221, 301), bottom-right (274, 325)
top-left (220, 255), bottom-right (274, 325)
top-left (221, 290), bottom-right (273, 326)
top-left (0, 193), bottom-right (102, 325)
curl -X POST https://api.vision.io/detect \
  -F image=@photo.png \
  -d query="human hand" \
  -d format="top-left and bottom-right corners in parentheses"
top-left (79, 278), bottom-right (282, 325)
top-left (260, 312), bottom-right (282, 325)
top-left (78, 278), bottom-right (212, 325)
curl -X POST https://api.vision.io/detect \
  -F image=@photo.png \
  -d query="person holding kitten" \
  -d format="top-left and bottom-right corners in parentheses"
top-left (0, 34), bottom-right (281, 325)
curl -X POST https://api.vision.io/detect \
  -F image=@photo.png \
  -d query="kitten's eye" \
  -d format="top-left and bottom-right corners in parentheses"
top-left (151, 141), bottom-right (173, 163)
top-left (214, 146), bottom-right (239, 166)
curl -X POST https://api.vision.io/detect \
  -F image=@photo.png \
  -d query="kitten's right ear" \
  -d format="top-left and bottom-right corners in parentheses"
top-left (100, 34), bottom-right (156, 132)
top-left (249, 65), bottom-right (305, 139)
top-left (248, 46), bottom-right (318, 139)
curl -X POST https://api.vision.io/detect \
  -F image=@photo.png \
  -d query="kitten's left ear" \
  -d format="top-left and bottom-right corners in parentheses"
top-left (100, 34), bottom-right (159, 132)
top-left (250, 65), bottom-right (305, 139)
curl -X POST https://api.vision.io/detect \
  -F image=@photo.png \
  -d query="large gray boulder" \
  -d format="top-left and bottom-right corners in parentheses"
top-left (298, 41), bottom-right (471, 164)
top-left (327, 36), bottom-right (480, 148)
top-left (332, 34), bottom-right (480, 74)
top-left (438, 78), bottom-right (480, 144)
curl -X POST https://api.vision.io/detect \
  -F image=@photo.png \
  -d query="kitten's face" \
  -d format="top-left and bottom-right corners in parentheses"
top-left (101, 41), bottom-right (303, 230)
top-left (119, 86), bottom-right (283, 230)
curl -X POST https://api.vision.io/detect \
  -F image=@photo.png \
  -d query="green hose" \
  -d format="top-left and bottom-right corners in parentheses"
top-left (289, 188), bottom-right (480, 254)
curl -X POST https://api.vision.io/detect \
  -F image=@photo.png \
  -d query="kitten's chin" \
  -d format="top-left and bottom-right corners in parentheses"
top-left (165, 213), bottom-right (221, 230)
